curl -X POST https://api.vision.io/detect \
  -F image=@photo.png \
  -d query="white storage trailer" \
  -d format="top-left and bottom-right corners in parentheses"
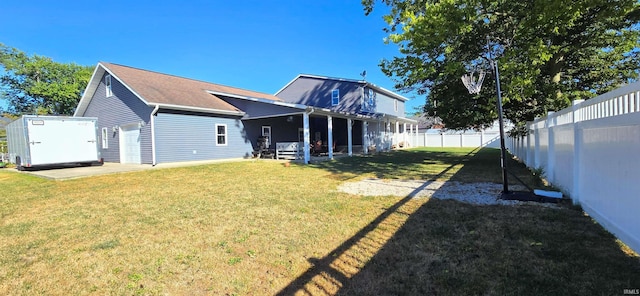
top-left (7, 116), bottom-right (101, 170)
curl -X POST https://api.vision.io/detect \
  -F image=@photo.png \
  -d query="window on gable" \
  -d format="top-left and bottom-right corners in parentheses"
top-left (216, 124), bottom-right (227, 146)
top-left (101, 127), bottom-right (108, 149)
top-left (105, 74), bottom-right (113, 97)
top-left (331, 89), bottom-right (340, 106)
top-left (394, 99), bottom-right (398, 112)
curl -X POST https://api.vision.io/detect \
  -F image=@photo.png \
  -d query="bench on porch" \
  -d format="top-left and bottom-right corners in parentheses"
top-left (276, 142), bottom-right (304, 160)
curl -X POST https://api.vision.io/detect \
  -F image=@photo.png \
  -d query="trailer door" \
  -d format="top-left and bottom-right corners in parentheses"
top-left (28, 119), bottom-right (99, 165)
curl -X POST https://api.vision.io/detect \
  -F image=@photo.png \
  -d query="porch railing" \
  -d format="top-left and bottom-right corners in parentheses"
top-left (276, 142), bottom-right (304, 160)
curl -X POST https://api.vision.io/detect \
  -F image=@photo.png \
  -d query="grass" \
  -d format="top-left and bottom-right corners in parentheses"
top-left (0, 147), bottom-right (638, 295)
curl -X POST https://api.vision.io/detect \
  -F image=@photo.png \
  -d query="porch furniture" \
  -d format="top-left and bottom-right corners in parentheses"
top-left (255, 136), bottom-right (275, 159)
top-left (311, 140), bottom-right (336, 156)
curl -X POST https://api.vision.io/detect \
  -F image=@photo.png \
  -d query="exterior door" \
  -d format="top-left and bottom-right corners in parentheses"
top-left (262, 126), bottom-right (271, 148)
top-left (119, 124), bottom-right (141, 164)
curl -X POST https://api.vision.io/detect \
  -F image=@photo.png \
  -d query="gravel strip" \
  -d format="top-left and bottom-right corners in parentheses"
top-left (338, 178), bottom-right (555, 206)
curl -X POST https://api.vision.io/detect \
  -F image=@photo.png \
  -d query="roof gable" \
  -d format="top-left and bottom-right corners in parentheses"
top-left (275, 74), bottom-right (410, 102)
top-left (75, 62), bottom-right (283, 116)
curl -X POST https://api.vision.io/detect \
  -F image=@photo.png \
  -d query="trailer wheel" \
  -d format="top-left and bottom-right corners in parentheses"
top-left (15, 156), bottom-right (24, 171)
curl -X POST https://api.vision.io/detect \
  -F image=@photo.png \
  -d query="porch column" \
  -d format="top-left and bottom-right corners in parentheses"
top-left (409, 124), bottom-right (414, 147)
top-left (347, 118), bottom-right (353, 156)
top-left (403, 122), bottom-right (407, 148)
top-left (362, 121), bottom-right (369, 154)
top-left (386, 121), bottom-right (391, 151)
top-left (395, 121), bottom-right (400, 147)
top-left (327, 115), bottom-right (333, 160)
top-left (377, 120), bottom-right (381, 152)
top-left (303, 112), bottom-right (310, 164)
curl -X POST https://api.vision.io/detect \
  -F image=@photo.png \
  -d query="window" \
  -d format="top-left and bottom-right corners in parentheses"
top-left (331, 89), bottom-right (340, 106)
top-left (216, 124), bottom-right (227, 146)
top-left (105, 74), bottom-right (113, 97)
top-left (394, 99), bottom-right (398, 112)
top-left (101, 127), bottom-right (109, 149)
top-left (261, 126), bottom-right (271, 148)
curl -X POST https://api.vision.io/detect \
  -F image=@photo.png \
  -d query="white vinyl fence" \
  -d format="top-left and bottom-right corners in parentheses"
top-left (507, 81), bottom-right (640, 253)
top-left (412, 132), bottom-right (500, 148)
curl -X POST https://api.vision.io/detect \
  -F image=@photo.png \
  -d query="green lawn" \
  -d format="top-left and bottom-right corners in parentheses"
top-left (0, 147), bottom-right (637, 295)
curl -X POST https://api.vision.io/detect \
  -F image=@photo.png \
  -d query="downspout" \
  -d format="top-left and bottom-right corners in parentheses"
top-left (150, 104), bottom-right (160, 166)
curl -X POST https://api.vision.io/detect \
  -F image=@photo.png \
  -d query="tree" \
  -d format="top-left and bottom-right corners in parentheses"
top-left (363, 0), bottom-right (640, 133)
top-left (0, 43), bottom-right (94, 115)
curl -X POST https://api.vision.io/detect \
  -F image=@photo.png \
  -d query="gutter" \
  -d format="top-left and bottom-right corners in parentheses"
top-left (152, 103), bottom-right (245, 116)
top-left (150, 104), bottom-right (160, 166)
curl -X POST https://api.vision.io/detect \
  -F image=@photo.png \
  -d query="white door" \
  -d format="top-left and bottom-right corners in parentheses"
top-left (262, 126), bottom-right (271, 148)
top-left (119, 125), bottom-right (141, 164)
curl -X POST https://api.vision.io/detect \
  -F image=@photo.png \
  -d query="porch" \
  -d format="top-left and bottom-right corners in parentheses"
top-left (242, 109), bottom-right (418, 164)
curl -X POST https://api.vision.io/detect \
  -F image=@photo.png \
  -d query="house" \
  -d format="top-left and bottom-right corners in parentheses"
top-left (275, 74), bottom-right (417, 153)
top-left (74, 63), bottom-right (417, 165)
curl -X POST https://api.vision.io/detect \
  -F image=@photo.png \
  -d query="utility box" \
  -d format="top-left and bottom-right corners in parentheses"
top-left (7, 115), bottom-right (101, 170)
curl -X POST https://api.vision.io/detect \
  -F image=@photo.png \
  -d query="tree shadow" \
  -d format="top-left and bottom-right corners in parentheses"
top-left (277, 148), bottom-right (640, 295)
top-left (276, 148), bottom-right (478, 295)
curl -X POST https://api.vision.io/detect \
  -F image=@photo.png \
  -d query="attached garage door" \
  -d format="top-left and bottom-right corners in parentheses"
top-left (119, 125), bottom-right (141, 164)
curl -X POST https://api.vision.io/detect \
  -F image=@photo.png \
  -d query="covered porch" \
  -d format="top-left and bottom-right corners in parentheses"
top-left (245, 110), bottom-right (418, 164)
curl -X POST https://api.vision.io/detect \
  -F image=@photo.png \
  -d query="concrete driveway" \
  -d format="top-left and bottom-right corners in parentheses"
top-left (9, 158), bottom-right (255, 180)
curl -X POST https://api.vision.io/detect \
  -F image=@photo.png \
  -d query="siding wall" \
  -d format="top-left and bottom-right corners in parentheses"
top-left (81, 73), bottom-right (153, 163)
top-left (277, 76), bottom-right (407, 117)
top-left (376, 92), bottom-right (405, 117)
top-left (221, 97), bottom-right (303, 119)
top-left (243, 117), bottom-right (302, 148)
top-left (154, 112), bottom-right (253, 163)
top-left (277, 77), bottom-right (363, 114)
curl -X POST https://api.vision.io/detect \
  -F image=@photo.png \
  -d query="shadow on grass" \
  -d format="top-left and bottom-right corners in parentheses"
top-left (309, 147), bottom-right (539, 186)
top-left (278, 148), bottom-right (640, 295)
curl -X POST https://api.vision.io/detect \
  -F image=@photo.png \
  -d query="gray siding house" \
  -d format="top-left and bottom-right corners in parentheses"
top-left (275, 74), bottom-right (416, 154)
top-left (75, 62), bottom-right (288, 165)
top-left (75, 63), bottom-right (417, 165)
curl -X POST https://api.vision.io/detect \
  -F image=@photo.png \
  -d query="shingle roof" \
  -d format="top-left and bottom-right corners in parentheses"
top-left (102, 62), bottom-right (283, 111)
top-left (75, 62), bottom-right (285, 116)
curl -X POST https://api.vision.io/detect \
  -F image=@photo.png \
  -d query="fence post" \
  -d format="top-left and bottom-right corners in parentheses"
top-left (547, 112), bottom-right (556, 184)
top-left (533, 122), bottom-right (540, 169)
top-left (572, 100), bottom-right (584, 204)
top-left (525, 123), bottom-right (532, 167)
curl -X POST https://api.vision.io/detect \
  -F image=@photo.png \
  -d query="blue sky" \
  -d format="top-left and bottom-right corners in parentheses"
top-left (0, 0), bottom-right (424, 114)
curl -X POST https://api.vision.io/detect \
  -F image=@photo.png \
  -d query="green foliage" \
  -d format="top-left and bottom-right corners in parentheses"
top-left (364, 0), bottom-right (640, 133)
top-left (0, 43), bottom-right (94, 115)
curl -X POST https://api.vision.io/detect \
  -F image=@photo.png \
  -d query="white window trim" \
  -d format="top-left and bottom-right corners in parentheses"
top-left (215, 124), bottom-right (228, 146)
top-left (105, 74), bottom-right (113, 97)
top-left (331, 89), bottom-right (340, 106)
top-left (261, 125), bottom-right (271, 148)
top-left (101, 127), bottom-right (109, 149)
